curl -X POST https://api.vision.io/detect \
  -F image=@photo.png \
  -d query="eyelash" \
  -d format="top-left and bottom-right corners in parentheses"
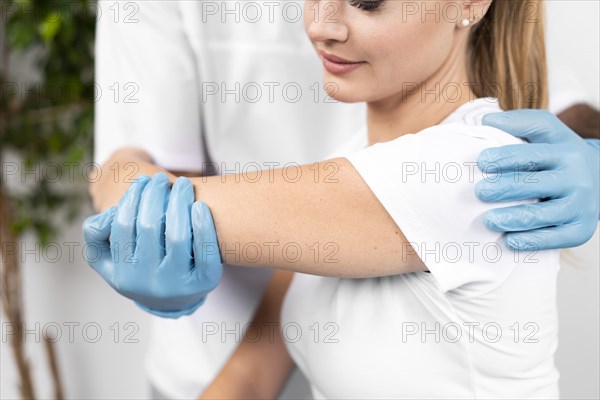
top-left (348, 0), bottom-right (383, 12)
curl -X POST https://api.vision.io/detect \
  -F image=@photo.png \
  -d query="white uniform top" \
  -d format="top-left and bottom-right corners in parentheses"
top-left (95, 0), bottom-right (365, 169)
top-left (282, 98), bottom-right (561, 399)
top-left (94, 2), bottom-right (584, 398)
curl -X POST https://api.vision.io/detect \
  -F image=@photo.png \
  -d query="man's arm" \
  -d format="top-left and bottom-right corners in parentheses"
top-left (557, 103), bottom-right (600, 140)
top-left (89, 147), bottom-right (164, 211)
top-left (200, 271), bottom-right (295, 399)
top-left (94, 1), bottom-right (205, 182)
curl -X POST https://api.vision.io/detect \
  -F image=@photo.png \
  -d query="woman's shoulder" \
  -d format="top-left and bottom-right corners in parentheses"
top-left (440, 97), bottom-right (503, 126)
top-left (417, 98), bottom-right (524, 148)
top-left (417, 122), bottom-right (524, 148)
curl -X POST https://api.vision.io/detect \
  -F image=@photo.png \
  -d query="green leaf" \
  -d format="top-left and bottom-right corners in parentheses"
top-left (8, 20), bottom-right (36, 48)
top-left (66, 146), bottom-right (85, 164)
top-left (39, 11), bottom-right (62, 44)
top-left (4, 0), bottom-right (97, 243)
top-left (48, 129), bottom-right (64, 152)
top-left (15, 0), bottom-right (32, 8)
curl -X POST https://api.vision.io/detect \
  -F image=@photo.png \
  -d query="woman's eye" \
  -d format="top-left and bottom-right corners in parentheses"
top-left (349, 0), bottom-right (383, 12)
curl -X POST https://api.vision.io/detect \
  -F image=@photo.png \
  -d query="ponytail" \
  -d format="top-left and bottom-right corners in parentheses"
top-left (468, 0), bottom-right (548, 110)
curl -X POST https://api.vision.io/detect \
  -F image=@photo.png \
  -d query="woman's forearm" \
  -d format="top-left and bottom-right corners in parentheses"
top-left (94, 149), bottom-right (422, 277)
top-left (191, 158), bottom-right (422, 277)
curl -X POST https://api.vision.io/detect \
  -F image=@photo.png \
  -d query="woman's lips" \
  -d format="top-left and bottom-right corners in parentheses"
top-left (320, 51), bottom-right (366, 75)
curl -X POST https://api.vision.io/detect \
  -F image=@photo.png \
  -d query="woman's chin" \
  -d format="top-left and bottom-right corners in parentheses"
top-left (323, 82), bottom-right (369, 104)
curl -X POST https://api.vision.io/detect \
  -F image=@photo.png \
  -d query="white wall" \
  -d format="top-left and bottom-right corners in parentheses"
top-left (546, 1), bottom-right (600, 108)
top-left (546, 2), bottom-right (600, 398)
top-left (1, 1), bottom-right (599, 399)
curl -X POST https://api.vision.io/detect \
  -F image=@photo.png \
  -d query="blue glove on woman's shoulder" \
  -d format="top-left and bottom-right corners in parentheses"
top-left (476, 110), bottom-right (599, 250)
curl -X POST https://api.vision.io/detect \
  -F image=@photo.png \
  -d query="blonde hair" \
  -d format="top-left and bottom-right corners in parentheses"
top-left (468, 0), bottom-right (548, 110)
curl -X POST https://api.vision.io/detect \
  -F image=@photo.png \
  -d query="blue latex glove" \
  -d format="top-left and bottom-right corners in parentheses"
top-left (476, 110), bottom-right (600, 250)
top-left (82, 173), bottom-right (222, 318)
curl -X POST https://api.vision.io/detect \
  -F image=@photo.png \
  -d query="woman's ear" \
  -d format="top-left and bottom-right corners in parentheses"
top-left (458, 0), bottom-right (493, 28)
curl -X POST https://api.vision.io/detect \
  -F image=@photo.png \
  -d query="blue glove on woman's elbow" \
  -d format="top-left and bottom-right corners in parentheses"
top-left (82, 173), bottom-right (222, 318)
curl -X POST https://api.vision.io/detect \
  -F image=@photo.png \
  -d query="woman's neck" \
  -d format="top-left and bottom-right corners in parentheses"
top-left (366, 55), bottom-right (476, 145)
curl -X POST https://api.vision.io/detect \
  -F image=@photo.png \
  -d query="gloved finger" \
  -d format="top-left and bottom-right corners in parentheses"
top-left (82, 206), bottom-right (117, 279)
top-left (477, 143), bottom-right (561, 174)
top-left (504, 223), bottom-right (594, 251)
top-left (587, 139), bottom-right (600, 151)
top-left (482, 110), bottom-right (579, 145)
top-left (163, 177), bottom-right (195, 275)
top-left (192, 201), bottom-right (223, 287)
top-left (135, 300), bottom-right (205, 319)
top-left (482, 198), bottom-right (572, 232)
top-left (111, 175), bottom-right (151, 266)
top-left (476, 171), bottom-right (564, 202)
top-left (135, 173), bottom-right (171, 263)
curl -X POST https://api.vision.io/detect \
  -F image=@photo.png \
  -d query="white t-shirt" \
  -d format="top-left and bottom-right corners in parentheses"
top-left (282, 98), bottom-right (561, 399)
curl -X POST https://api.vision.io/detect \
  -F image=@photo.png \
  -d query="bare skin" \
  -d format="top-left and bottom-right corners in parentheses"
top-left (199, 270), bottom-right (295, 400)
top-left (92, 148), bottom-right (423, 278)
top-left (556, 103), bottom-right (600, 140)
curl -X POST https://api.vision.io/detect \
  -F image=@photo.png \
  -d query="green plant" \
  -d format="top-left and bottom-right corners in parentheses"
top-left (1, 1), bottom-right (97, 397)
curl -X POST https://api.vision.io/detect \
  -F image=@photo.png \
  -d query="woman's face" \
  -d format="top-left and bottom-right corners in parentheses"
top-left (304, 0), bottom-right (474, 103)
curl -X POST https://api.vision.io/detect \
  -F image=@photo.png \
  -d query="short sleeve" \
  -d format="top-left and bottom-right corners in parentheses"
top-left (345, 124), bottom-right (526, 296)
top-left (95, 1), bottom-right (204, 171)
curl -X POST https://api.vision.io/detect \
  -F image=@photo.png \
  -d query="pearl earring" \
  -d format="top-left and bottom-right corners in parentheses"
top-left (460, 16), bottom-right (476, 28)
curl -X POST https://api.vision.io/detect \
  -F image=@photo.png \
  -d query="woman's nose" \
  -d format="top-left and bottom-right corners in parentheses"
top-left (305, 0), bottom-right (349, 44)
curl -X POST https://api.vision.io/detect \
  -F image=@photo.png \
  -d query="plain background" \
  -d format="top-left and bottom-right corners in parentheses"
top-left (1, 1), bottom-right (599, 399)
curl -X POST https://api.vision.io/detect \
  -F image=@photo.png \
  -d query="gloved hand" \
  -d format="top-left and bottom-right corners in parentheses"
top-left (476, 109), bottom-right (599, 251)
top-left (82, 173), bottom-right (222, 318)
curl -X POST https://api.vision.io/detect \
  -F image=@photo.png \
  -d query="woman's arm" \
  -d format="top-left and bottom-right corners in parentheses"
top-left (91, 148), bottom-right (425, 278)
top-left (190, 158), bottom-right (425, 277)
top-left (200, 271), bottom-right (295, 399)
top-left (92, 106), bottom-right (600, 277)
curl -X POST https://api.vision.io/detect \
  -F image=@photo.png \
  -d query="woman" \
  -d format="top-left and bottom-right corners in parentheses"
top-left (195, 1), bottom-right (558, 397)
top-left (86, 0), bottom-right (559, 397)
